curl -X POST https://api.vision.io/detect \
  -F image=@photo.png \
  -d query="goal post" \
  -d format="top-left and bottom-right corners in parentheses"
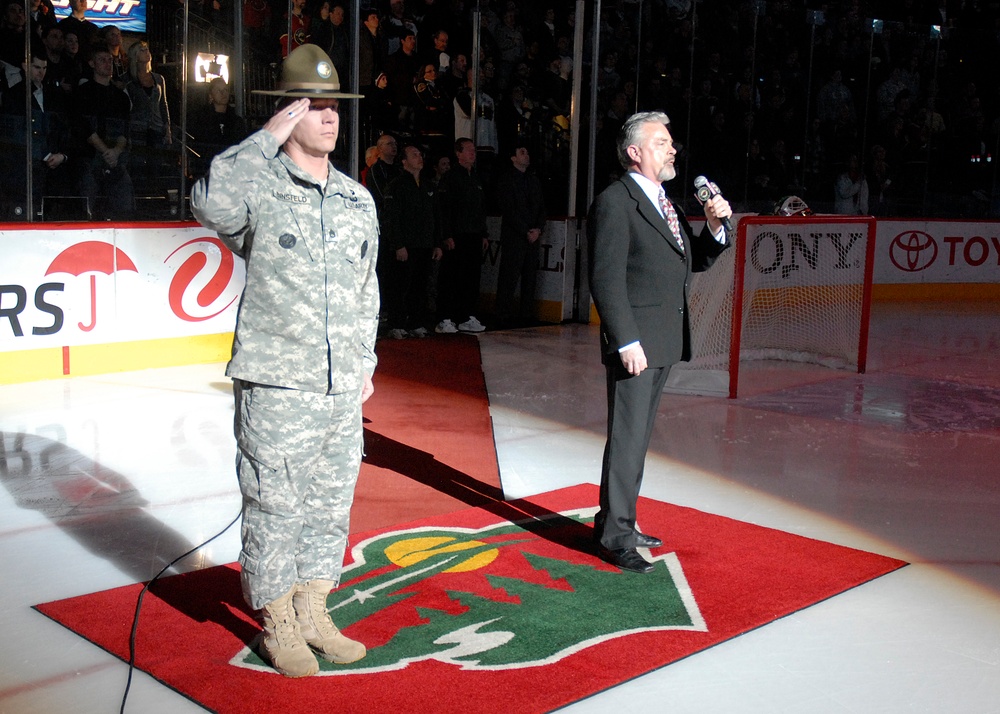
top-left (664, 215), bottom-right (877, 398)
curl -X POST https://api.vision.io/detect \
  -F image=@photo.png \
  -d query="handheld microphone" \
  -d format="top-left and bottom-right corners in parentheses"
top-left (694, 175), bottom-right (733, 233)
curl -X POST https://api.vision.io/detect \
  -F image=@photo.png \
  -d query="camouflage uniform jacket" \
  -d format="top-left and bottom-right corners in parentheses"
top-left (191, 128), bottom-right (379, 395)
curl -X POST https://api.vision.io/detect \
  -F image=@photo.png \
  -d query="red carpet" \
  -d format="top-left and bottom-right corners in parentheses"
top-left (353, 334), bottom-right (503, 533)
top-left (35, 485), bottom-right (905, 713)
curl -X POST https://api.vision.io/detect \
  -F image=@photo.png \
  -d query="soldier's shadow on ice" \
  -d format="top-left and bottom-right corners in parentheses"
top-left (361, 427), bottom-right (595, 557)
top-left (0, 430), bottom-right (259, 645)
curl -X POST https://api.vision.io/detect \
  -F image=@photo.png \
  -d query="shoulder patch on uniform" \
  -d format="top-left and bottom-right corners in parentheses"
top-left (344, 196), bottom-right (373, 211)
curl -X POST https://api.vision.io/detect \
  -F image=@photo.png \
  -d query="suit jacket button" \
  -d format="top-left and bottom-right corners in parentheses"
top-left (678, 307), bottom-right (684, 314)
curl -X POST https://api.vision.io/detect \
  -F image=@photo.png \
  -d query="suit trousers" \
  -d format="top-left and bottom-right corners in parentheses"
top-left (495, 235), bottom-right (540, 324)
top-left (438, 232), bottom-right (483, 324)
top-left (596, 361), bottom-right (671, 550)
top-left (386, 249), bottom-right (434, 330)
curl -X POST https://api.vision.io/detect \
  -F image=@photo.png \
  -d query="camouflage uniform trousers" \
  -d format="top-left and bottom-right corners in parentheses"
top-left (233, 380), bottom-right (363, 611)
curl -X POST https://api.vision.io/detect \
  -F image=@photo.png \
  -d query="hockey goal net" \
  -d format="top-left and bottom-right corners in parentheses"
top-left (664, 215), bottom-right (876, 398)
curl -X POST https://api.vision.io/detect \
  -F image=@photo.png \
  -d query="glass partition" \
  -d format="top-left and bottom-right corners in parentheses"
top-left (1, 1), bottom-right (997, 223)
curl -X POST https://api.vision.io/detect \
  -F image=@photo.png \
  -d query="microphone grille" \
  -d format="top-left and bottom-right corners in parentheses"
top-left (693, 175), bottom-right (709, 188)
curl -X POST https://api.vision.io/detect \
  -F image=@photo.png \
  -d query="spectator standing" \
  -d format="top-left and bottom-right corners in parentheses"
top-left (1, 50), bottom-right (72, 215)
top-left (358, 7), bottom-right (386, 92)
top-left (364, 69), bottom-right (396, 137)
top-left (496, 83), bottom-right (535, 157)
top-left (57, 0), bottom-right (97, 61)
top-left (413, 63), bottom-right (450, 151)
top-left (867, 144), bottom-right (893, 216)
top-left (280, 0), bottom-right (311, 58)
top-left (310, 3), bottom-right (350, 80)
top-left (28, 0), bottom-right (56, 37)
top-left (310, 2), bottom-right (336, 57)
top-left (384, 0), bottom-right (417, 56)
top-left (422, 29), bottom-right (450, 77)
top-left (40, 25), bottom-right (77, 93)
top-left (363, 132), bottom-right (401, 319)
top-left (72, 42), bottom-right (133, 220)
top-left (61, 30), bottom-right (82, 80)
top-left (834, 153), bottom-right (869, 215)
top-left (383, 29), bottom-right (420, 131)
top-left (413, 0), bottom-right (448, 40)
top-left (435, 136), bottom-right (488, 334)
top-left (765, 137), bottom-right (802, 199)
top-left (382, 144), bottom-right (440, 338)
top-left (1, 0), bottom-right (27, 72)
top-left (532, 5), bottom-right (558, 61)
top-left (124, 39), bottom-right (172, 201)
top-left (539, 55), bottom-right (571, 119)
top-left (556, 34), bottom-right (573, 82)
top-left (745, 135), bottom-right (772, 204)
top-left (197, 0), bottom-right (231, 30)
top-left (363, 132), bottom-right (400, 212)
top-left (493, 7), bottom-right (525, 92)
top-left (494, 144), bottom-right (546, 328)
top-left (876, 66), bottom-right (909, 121)
top-left (815, 68), bottom-right (854, 134)
top-left (358, 6), bottom-right (387, 140)
top-left (596, 50), bottom-right (622, 99)
top-left (359, 144), bottom-right (378, 184)
top-left (243, 0), bottom-right (275, 60)
top-left (189, 77), bottom-right (246, 178)
top-left (97, 25), bottom-right (127, 88)
top-left (437, 51), bottom-right (466, 100)
top-left (453, 65), bottom-right (498, 181)
top-left (428, 151), bottom-right (449, 191)
top-left (328, 4), bottom-right (351, 78)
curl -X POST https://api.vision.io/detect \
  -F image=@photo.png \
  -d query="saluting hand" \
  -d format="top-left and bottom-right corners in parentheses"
top-left (263, 98), bottom-right (310, 145)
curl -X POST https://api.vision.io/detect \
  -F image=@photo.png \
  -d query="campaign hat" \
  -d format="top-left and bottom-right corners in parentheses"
top-left (253, 45), bottom-right (363, 98)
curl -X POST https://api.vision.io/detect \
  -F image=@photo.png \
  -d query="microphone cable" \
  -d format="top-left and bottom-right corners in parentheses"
top-left (119, 509), bottom-right (241, 714)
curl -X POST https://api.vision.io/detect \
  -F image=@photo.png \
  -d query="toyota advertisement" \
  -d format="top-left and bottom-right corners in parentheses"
top-left (878, 220), bottom-right (1000, 283)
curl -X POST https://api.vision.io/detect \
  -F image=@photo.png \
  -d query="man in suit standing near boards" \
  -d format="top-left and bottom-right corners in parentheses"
top-left (588, 111), bottom-right (733, 573)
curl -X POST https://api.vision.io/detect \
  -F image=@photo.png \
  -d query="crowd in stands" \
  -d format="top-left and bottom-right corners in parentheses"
top-left (274, 0), bottom-right (998, 220)
top-left (0, 0), bottom-right (179, 219)
top-left (3, 0), bottom-right (1000, 224)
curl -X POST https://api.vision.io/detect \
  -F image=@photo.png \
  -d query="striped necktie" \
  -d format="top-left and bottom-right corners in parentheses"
top-left (658, 187), bottom-right (684, 253)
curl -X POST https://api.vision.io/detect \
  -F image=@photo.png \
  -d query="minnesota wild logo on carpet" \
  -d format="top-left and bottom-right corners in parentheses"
top-left (233, 508), bottom-right (705, 676)
top-left (35, 484), bottom-right (906, 714)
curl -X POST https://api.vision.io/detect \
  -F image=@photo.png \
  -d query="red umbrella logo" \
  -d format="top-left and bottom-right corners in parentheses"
top-left (45, 241), bottom-right (138, 332)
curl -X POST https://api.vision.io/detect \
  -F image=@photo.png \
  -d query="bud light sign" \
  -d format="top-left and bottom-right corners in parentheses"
top-left (52, 0), bottom-right (147, 34)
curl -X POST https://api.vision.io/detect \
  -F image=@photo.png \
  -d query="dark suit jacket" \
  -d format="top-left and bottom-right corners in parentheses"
top-left (588, 173), bottom-right (728, 369)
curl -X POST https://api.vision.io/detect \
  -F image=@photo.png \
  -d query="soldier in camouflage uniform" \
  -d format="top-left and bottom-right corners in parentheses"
top-left (190, 45), bottom-right (377, 678)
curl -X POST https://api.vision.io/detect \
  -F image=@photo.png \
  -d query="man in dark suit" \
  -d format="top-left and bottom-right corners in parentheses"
top-left (1, 50), bottom-right (73, 217)
top-left (588, 111), bottom-right (732, 573)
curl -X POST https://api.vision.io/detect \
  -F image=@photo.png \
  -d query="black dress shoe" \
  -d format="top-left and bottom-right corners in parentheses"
top-left (634, 532), bottom-right (662, 549)
top-left (596, 546), bottom-right (654, 573)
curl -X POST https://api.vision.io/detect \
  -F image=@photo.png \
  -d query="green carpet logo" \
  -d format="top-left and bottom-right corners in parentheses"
top-left (233, 509), bottom-right (706, 675)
